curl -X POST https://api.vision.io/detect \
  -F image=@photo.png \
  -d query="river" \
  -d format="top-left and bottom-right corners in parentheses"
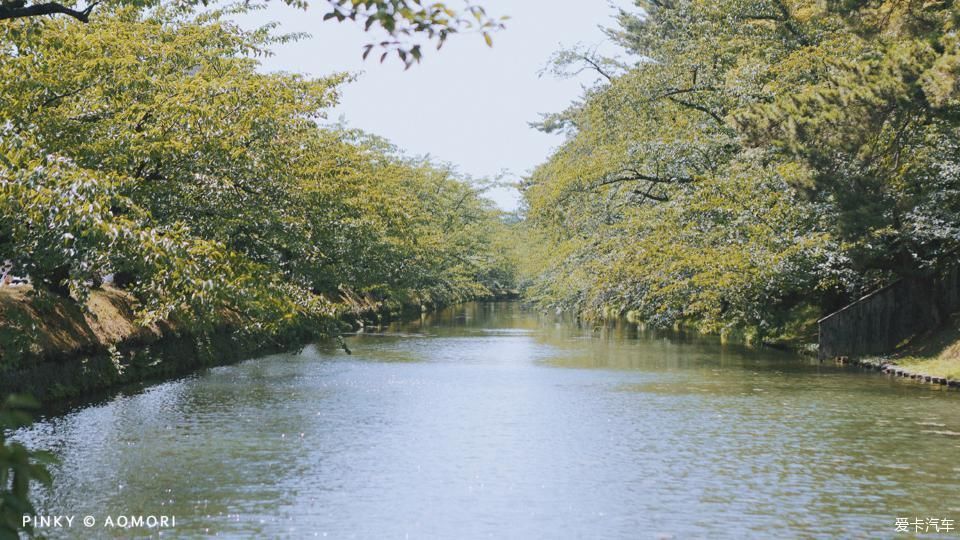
top-left (12, 301), bottom-right (960, 538)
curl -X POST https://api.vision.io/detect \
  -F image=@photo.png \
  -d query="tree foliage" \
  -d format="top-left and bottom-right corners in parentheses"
top-left (521, 0), bottom-right (959, 339)
top-left (0, 395), bottom-right (54, 540)
top-left (0, 6), bottom-right (512, 335)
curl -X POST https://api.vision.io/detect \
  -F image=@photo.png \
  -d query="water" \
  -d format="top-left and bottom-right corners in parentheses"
top-left (12, 302), bottom-right (960, 538)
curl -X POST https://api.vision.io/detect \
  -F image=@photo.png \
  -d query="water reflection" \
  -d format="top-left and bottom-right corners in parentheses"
top-left (11, 301), bottom-right (960, 538)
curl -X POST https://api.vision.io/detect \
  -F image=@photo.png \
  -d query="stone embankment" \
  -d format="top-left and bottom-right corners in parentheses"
top-left (835, 356), bottom-right (960, 389)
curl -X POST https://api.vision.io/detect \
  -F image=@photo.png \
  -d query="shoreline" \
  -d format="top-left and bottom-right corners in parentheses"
top-left (829, 314), bottom-right (960, 390)
top-left (836, 356), bottom-right (960, 389)
top-left (0, 286), bottom-right (324, 404)
top-left (0, 286), bottom-right (518, 406)
top-left (4, 285), bottom-right (956, 407)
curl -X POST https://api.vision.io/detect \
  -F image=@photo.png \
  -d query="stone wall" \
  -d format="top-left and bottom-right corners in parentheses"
top-left (818, 265), bottom-right (960, 360)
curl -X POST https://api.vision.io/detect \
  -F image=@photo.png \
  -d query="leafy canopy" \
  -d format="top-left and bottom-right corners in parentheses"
top-left (521, 0), bottom-right (959, 339)
top-left (0, 6), bottom-right (514, 333)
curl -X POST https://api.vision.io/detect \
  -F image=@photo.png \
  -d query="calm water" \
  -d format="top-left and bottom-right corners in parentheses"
top-left (12, 302), bottom-right (960, 538)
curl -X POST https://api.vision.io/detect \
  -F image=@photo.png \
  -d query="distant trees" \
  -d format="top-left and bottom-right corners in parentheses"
top-left (521, 0), bottom-right (959, 340)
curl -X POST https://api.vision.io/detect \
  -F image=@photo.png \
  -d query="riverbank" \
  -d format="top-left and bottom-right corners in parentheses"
top-left (0, 286), bottom-right (310, 403)
top-left (15, 300), bottom-right (960, 539)
top-left (0, 286), bottom-right (518, 404)
top-left (836, 314), bottom-right (960, 389)
top-left (606, 304), bottom-right (960, 391)
top-left (5, 281), bottom-right (953, 403)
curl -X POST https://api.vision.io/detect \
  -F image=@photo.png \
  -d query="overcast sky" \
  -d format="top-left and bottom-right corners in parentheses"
top-left (237, 1), bottom-right (632, 211)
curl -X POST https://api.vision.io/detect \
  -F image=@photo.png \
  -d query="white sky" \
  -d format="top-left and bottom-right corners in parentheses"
top-left (237, 1), bottom-right (632, 211)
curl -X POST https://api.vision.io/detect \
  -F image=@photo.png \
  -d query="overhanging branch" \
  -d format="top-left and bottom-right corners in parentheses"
top-left (668, 96), bottom-right (725, 124)
top-left (0, 1), bottom-right (98, 22)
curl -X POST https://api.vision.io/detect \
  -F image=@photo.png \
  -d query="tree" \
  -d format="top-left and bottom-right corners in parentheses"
top-left (523, 0), bottom-right (959, 338)
top-left (0, 5), bottom-right (513, 328)
top-left (734, 0), bottom-right (960, 276)
top-left (0, 4), bottom-right (514, 538)
top-left (520, 0), bottom-right (893, 338)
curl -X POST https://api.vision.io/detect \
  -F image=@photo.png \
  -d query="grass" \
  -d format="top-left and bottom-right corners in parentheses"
top-left (893, 314), bottom-right (960, 380)
top-left (0, 286), bottom-right (162, 363)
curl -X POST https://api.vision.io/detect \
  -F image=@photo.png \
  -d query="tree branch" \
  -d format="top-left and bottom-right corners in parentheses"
top-left (596, 169), bottom-right (695, 187)
top-left (668, 96), bottom-right (726, 124)
top-left (587, 168), bottom-right (695, 203)
top-left (742, 0), bottom-right (811, 46)
top-left (0, 1), bottom-right (97, 22)
top-left (34, 81), bottom-right (99, 111)
top-left (632, 187), bottom-right (668, 202)
top-left (580, 54), bottom-right (613, 82)
top-left (649, 86), bottom-right (717, 102)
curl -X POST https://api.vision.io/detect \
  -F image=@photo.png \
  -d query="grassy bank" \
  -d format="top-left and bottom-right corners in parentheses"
top-left (889, 315), bottom-right (960, 381)
top-left (0, 286), bottom-right (331, 402)
top-left (842, 314), bottom-right (960, 389)
top-left (0, 285), bottom-right (515, 404)
top-left (0, 286), bottom-right (169, 362)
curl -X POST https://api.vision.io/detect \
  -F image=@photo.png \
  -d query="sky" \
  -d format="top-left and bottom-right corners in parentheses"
top-left (237, 1), bottom-right (633, 211)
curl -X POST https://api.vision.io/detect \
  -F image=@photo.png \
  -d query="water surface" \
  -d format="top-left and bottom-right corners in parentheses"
top-left (14, 302), bottom-right (960, 538)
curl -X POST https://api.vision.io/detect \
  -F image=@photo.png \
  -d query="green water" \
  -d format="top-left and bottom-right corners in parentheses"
top-left (13, 302), bottom-right (960, 538)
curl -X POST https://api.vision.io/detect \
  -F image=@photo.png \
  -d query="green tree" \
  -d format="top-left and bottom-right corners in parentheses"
top-left (522, 0), bottom-right (953, 338)
top-left (734, 0), bottom-right (960, 276)
top-left (0, 5), bottom-right (512, 329)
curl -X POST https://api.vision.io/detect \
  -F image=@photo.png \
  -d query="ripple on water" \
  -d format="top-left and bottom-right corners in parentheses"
top-left (11, 301), bottom-right (960, 539)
